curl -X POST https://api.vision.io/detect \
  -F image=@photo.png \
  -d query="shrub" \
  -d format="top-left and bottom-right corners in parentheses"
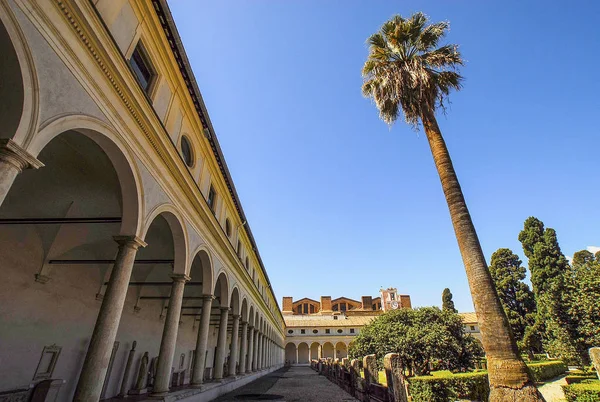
top-left (408, 372), bottom-right (489, 402)
top-left (527, 360), bottom-right (567, 382)
top-left (562, 380), bottom-right (600, 402)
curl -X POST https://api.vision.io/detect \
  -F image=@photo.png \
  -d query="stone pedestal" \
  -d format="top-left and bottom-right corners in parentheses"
top-left (384, 353), bottom-right (409, 402)
top-left (363, 354), bottom-right (378, 385)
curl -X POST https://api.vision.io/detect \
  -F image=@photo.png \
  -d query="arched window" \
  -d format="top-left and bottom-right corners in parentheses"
top-left (180, 135), bottom-right (194, 167)
top-left (225, 218), bottom-right (231, 237)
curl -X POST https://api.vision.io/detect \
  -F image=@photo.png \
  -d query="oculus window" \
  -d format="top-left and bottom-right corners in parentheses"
top-left (129, 43), bottom-right (155, 93)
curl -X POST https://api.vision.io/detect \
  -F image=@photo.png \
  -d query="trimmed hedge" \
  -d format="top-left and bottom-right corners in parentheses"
top-left (562, 380), bottom-right (600, 402)
top-left (527, 360), bottom-right (567, 382)
top-left (408, 372), bottom-right (489, 402)
top-left (407, 361), bottom-right (566, 402)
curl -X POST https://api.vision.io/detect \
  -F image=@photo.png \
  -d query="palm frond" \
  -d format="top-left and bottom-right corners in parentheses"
top-left (362, 12), bottom-right (463, 127)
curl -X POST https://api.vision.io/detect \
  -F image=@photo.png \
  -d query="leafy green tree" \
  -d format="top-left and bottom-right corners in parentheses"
top-left (518, 217), bottom-right (580, 364)
top-left (361, 13), bottom-right (540, 400)
top-left (348, 307), bottom-right (483, 376)
top-left (488, 248), bottom-right (539, 358)
top-left (566, 250), bottom-right (600, 363)
top-left (442, 288), bottom-right (457, 313)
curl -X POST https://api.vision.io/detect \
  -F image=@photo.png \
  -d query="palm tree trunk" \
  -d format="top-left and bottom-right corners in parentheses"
top-left (420, 109), bottom-right (544, 401)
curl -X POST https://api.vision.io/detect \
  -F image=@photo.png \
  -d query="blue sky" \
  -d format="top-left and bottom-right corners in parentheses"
top-left (169, 1), bottom-right (600, 312)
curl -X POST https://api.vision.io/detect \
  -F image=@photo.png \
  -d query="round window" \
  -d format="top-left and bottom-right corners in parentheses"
top-left (287, 330), bottom-right (293, 334)
top-left (312, 329), bottom-right (318, 334)
top-left (337, 329), bottom-right (343, 334)
top-left (181, 136), bottom-right (194, 167)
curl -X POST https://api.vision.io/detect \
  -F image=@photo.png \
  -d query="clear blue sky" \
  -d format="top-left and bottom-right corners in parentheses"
top-left (169, 1), bottom-right (600, 313)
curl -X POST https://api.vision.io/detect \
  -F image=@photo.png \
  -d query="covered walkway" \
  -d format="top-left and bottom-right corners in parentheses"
top-left (214, 366), bottom-right (358, 401)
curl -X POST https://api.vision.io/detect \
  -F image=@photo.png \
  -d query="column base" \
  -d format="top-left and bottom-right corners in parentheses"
top-left (34, 274), bottom-right (51, 284)
top-left (128, 388), bottom-right (148, 395)
top-left (150, 390), bottom-right (169, 397)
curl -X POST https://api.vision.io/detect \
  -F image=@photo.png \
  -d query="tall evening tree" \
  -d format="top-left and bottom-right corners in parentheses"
top-left (489, 248), bottom-right (538, 358)
top-left (518, 217), bottom-right (580, 364)
top-left (442, 288), bottom-right (457, 313)
top-left (361, 13), bottom-right (542, 400)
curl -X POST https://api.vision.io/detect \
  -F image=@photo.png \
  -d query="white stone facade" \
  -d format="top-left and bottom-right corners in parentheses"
top-left (0, 1), bottom-right (284, 401)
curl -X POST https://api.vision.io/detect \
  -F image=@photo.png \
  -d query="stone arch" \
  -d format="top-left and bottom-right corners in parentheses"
top-left (310, 342), bottom-right (320, 360)
top-left (230, 286), bottom-right (241, 316)
top-left (189, 246), bottom-right (213, 295)
top-left (30, 115), bottom-right (142, 236)
top-left (322, 342), bottom-right (335, 359)
top-left (248, 305), bottom-right (255, 328)
top-left (241, 298), bottom-right (249, 323)
top-left (335, 342), bottom-right (348, 359)
top-left (297, 342), bottom-right (310, 364)
top-left (0, 2), bottom-right (38, 144)
top-left (142, 205), bottom-right (188, 275)
top-left (213, 271), bottom-right (229, 307)
top-left (285, 342), bottom-right (296, 364)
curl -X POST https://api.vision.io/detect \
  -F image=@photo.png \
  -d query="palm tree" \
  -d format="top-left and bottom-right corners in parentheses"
top-left (362, 13), bottom-right (543, 401)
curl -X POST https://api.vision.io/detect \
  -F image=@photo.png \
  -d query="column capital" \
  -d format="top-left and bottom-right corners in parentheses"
top-left (202, 294), bottom-right (215, 301)
top-left (170, 273), bottom-right (191, 283)
top-left (241, 320), bottom-right (248, 325)
top-left (232, 314), bottom-right (241, 320)
top-left (113, 235), bottom-right (147, 249)
top-left (219, 306), bottom-right (231, 312)
top-left (248, 324), bottom-right (254, 329)
top-left (0, 139), bottom-right (44, 171)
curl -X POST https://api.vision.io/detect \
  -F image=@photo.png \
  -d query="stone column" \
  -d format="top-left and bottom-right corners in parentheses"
top-left (74, 236), bottom-right (146, 402)
top-left (318, 344), bottom-right (322, 359)
top-left (257, 333), bottom-right (263, 369)
top-left (239, 321), bottom-right (248, 374)
top-left (228, 314), bottom-right (241, 376)
top-left (246, 325), bottom-right (254, 372)
top-left (213, 307), bottom-right (230, 380)
top-left (118, 341), bottom-right (137, 397)
top-left (191, 295), bottom-right (214, 386)
top-left (152, 274), bottom-right (190, 396)
top-left (252, 329), bottom-right (259, 371)
top-left (0, 139), bottom-right (43, 207)
top-left (295, 345), bottom-right (299, 365)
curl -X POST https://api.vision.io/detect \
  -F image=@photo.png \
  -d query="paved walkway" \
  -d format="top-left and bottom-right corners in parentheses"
top-left (537, 375), bottom-right (567, 402)
top-left (214, 366), bottom-right (358, 401)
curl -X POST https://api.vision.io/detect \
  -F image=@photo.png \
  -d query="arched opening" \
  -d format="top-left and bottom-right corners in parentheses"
top-left (297, 342), bottom-right (309, 365)
top-left (0, 129), bottom-right (140, 399)
top-left (322, 342), bottom-right (335, 359)
top-left (208, 272), bottom-right (229, 378)
top-left (285, 343), bottom-right (296, 365)
top-left (310, 342), bottom-right (320, 360)
top-left (335, 342), bottom-right (348, 359)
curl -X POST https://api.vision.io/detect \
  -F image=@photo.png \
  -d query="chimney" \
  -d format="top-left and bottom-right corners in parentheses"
top-left (282, 297), bottom-right (293, 314)
top-left (361, 296), bottom-right (373, 310)
top-left (320, 296), bottom-right (332, 312)
top-left (400, 295), bottom-right (412, 309)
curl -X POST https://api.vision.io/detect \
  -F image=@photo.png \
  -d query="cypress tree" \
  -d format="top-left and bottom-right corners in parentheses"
top-left (518, 217), bottom-right (580, 363)
top-left (442, 288), bottom-right (457, 313)
top-left (489, 248), bottom-right (538, 358)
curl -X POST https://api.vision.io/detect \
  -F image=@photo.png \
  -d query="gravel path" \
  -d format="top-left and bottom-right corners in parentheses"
top-left (213, 366), bottom-right (358, 401)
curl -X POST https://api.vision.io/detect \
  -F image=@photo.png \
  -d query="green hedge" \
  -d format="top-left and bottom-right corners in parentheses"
top-left (562, 380), bottom-right (600, 402)
top-left (407, 361), bottom-right (566, 402)
top-left (408, 372), bottom-right (489, 402)
top-left (527, 360), bottom-right (567, 382)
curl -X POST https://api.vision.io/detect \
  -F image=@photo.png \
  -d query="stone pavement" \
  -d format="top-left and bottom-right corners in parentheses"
top-left (213, 366), bottom-right (358, 401)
